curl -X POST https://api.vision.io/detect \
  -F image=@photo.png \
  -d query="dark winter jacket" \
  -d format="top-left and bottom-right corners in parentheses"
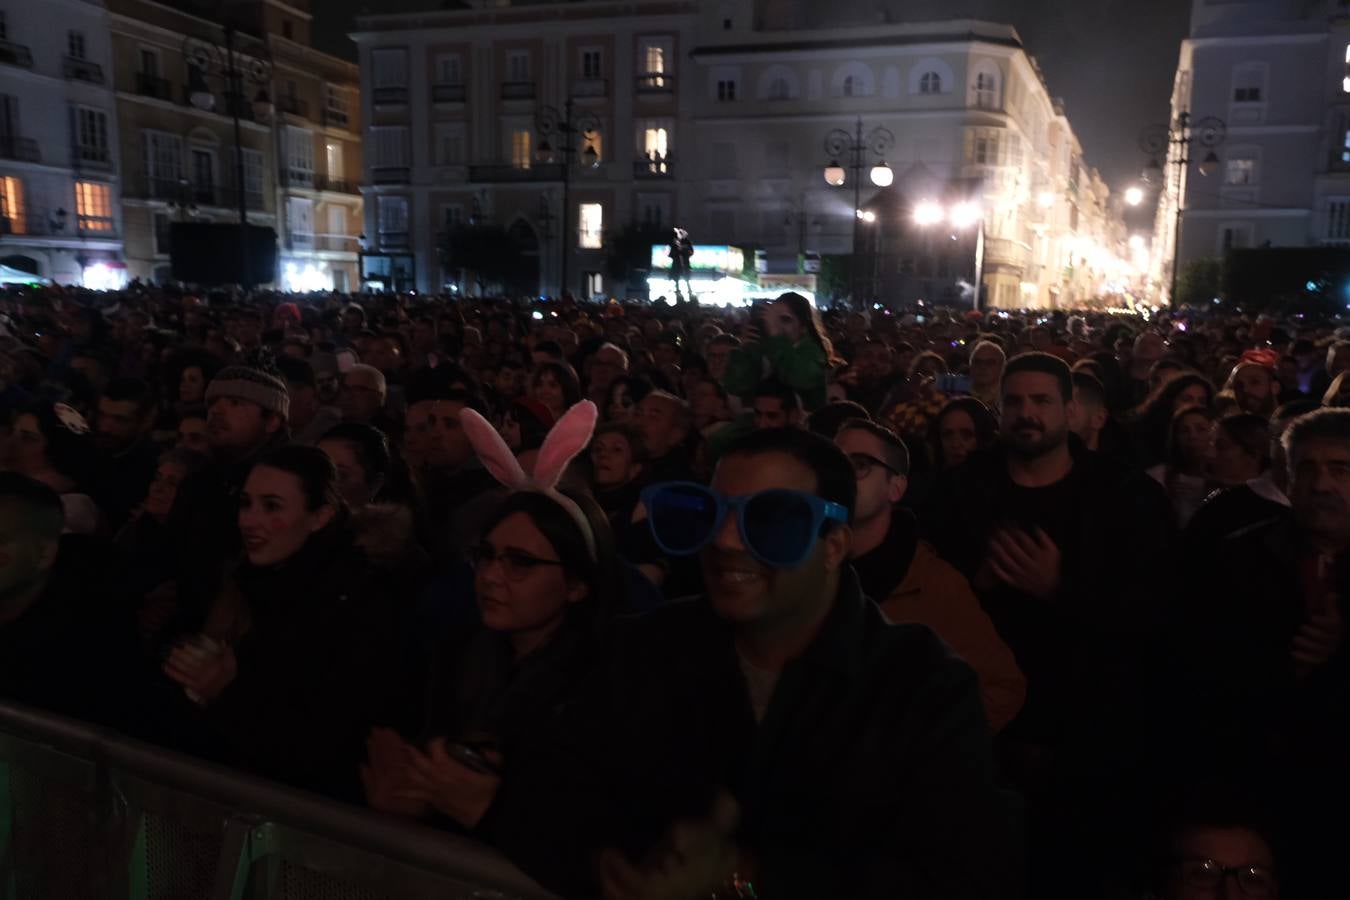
top-left (192, 529), bottom-right (418, 801)
top-left (589, 570), bottom-right (1022, 899)
top-left (923, 437), bottom-right (1175, 747)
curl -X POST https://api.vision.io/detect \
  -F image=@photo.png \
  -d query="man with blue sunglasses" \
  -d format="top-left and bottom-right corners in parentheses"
top-left (596, 428), bottom-right (1019, 900)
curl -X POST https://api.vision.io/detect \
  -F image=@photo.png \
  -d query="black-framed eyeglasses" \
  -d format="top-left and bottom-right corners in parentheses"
top-left (466, 545), bottom-right (565, 582)
top-left (1173, 858), bottom-right (1277, 897)
top-left (847, 453), bottom-right (899, 480)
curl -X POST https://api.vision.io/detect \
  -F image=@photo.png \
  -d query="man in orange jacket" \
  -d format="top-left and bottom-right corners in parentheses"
top-left (835, 418), bottom-right (1026, 733)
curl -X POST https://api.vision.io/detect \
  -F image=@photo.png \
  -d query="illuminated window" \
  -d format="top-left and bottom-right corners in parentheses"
top-left (511, 129), bottom-right (532, 169)
top-left (583, 129), bottom-right (602, 163)
top-left (644, 126), bottom-right (668, 157)
top-left (578, 202), bottom-right (603, 248)
top-left (76, 181), bottom-right (113, 232)
top-left (0, 175), bottom-right (24, 234)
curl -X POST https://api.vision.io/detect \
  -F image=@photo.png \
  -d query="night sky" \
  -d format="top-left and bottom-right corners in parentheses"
top-left (313, 0), bottom-right (1193, 191)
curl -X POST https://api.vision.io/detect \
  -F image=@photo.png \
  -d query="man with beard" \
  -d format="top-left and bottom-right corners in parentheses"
top-left (1227, 355), bottom-right (1281, 419)
top-left (89, 377), bottom-right (160, 530)
top-left (924, 352), bottom-right (1172, 899)
top-left (1176, 408), bottom-right (1350, 898)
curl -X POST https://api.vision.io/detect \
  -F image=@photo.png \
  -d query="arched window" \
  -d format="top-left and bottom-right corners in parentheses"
top-left (756, 65), bottom-right (799, 101)
top-left (909, 59), bottom-right (954, 96)
top-left (832, 63), bottom-right (874, 98)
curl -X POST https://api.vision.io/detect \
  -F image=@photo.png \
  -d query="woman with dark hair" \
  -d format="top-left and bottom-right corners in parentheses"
top-left (362, 485), bottom-right (622, 896)
top-left (1129, 371), bottom-right (1216, 468)
top-left (317, 422), bottom-right (410, 510)
top-left (724, 292), bottom-right (838, 410)
top-left (529, 361), bottom-right (582, 421)
top-left (1148, 404), bottom-right (1217, 527)
top-left (162, 445), bottom-right (413, 801)
top-left (931, 396), bottom-right (999, 471)
top-left (3, 403), bottom-right (101, 533)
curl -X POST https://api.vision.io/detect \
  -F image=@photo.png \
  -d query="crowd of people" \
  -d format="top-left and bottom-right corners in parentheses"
top-left (0, 282), bottom-right (1346, 899)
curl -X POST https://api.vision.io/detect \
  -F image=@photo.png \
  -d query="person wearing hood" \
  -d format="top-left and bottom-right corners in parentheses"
top-left (835, 418), bottom-right (1025, 733)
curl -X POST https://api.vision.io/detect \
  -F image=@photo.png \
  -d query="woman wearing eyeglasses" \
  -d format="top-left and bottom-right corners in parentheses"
top-left (362, 485), bottom-right (622, 897)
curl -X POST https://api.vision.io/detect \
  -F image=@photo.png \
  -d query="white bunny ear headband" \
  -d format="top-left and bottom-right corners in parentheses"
top-left (459, 400), bottom-right (600, 560)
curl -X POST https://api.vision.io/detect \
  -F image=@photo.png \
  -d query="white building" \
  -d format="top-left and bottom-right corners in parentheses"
top-left (354, 0), bottom-right (1130, 307)
top-left (1153, 0), bottom-right (1350, 301)
top-left (0, 0), bottom-right (124, 286)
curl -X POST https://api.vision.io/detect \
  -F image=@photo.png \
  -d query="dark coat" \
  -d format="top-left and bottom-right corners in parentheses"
top-left (590, 571), bottom-right (1022, 900)
top-left (922, 438), bottom-right (1175, 748)
top-left (193, 530), bottom-right (418, 802)
top-left (0, 536), bottom-right (159, 732)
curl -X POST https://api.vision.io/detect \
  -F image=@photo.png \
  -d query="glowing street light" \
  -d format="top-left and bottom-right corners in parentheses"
top-left (913, 200), bottom-right (945, 226)
top-left (1125, 186), bottom-right (1145, 206)
top-left (856, 209), bottom-right (877, 223)
top-left (869, 160), bottom-right (894, 187)
top-left (949, 201), bottom-right (982, 229)
top-left (1128, 234), bottom-right (1147, 252)
top-left (823, 160), bottom-right (846, 186)
top-left (1036, 191), bottom-right (1055, 209)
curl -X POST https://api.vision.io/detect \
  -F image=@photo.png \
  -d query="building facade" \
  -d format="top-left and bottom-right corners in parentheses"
top-left (1153, 0), bottom-right (1350, 301)
top-left (352, 0), bottom-right (694, 295)
top-left (107, 0), bottom-right (361, 288)
top-left (685, 6), bottom-right (1126, 308)
top-left (354, 0), bottom-right (1128, 306)
top-left (0, 0), bottom-right (124, 285)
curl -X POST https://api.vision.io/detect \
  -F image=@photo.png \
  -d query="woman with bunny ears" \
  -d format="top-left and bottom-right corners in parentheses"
top-left (362, 401), bottom-right (623, 897)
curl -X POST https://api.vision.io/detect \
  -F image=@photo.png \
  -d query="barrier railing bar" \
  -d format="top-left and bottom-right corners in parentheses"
top-left (0, 702), bottom-right (555, 899)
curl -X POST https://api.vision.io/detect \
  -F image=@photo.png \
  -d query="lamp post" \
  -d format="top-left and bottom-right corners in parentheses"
top-left (183, 21), bottom-right (273, 288)
top-left (822, 118), bottom-right (895, 306)
top-left (536, 99), bottom-right (600, 298)
top-left (1139, 111), bottom-right (1225, 305)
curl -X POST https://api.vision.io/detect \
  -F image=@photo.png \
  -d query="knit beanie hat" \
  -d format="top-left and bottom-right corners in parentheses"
top-left (205, 355), bottom-right (290, 420)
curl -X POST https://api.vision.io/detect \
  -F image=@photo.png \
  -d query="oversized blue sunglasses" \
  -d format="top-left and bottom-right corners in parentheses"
top-left (641, 481), bottom-right (849, 569)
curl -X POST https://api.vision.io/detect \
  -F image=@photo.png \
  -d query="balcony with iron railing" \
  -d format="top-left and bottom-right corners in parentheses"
top-left (315, 175), bottom-right (359, 194)
top-left (141, 176), bottom-right (264, 211)
top-left (0, 39), bottom-right (33, 69)
top-left (0, 136), bottom-right (40, 163)
top-left (134, 71), bottom-right (173, 101)
top-left (378, 230), bottom-right (410, 249)
top-left (372, 86), bottom-right (408, 105)
top-left (281, 168), bottom-right (316, 189)
top-left (322, 106), bottom-right (350, 129)
top-left (287, 232), bottom-right (360, 253)
top-left (572, 78), bottom-right (608, 98)
top-left (71, 143), bottom-right (113, 170)
top-left (432, 83), bottom-right (466, 103)
top-left (468, 163), bottom-right (564, 183)
top-left (500, 81), bottom-right (536, 100)
top-left (636, 73), bottom-right (674, 94)
top-left (371, 166), bottom-right (411, 185)
top-left (634, 154), bottom-right (674, 179)
top-left (277, 95), bottom-right (309, 118)
top-left (62, 56), bottom-right (103, 84)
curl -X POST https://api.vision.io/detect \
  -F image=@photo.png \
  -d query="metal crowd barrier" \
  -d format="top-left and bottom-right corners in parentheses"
top-left (0, 701), bottom-right (558, 900)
